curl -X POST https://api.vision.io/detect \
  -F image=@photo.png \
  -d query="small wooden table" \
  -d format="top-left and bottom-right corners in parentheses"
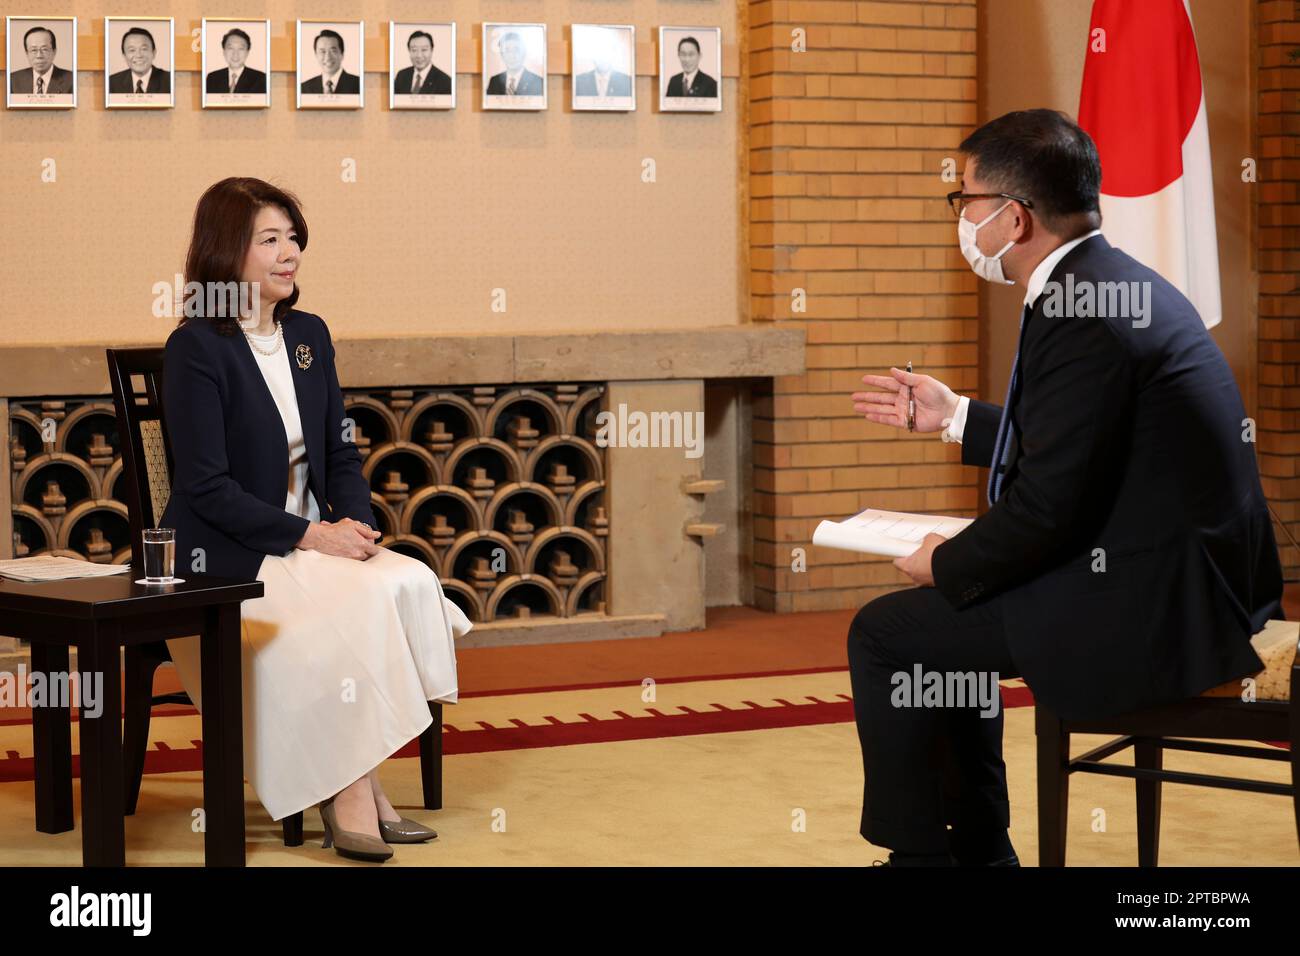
top-left (0, 573), bottom-right (262, 867)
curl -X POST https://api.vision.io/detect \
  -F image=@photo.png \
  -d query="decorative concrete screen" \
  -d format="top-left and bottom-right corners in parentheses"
top-left (7, 383), bottom-right (609, 626)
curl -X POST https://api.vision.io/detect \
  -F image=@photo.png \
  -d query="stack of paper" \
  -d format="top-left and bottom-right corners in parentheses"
top-left (0, 556), bottom-right (134, 583)
top-left (812, 508), bottom-right (974, 558)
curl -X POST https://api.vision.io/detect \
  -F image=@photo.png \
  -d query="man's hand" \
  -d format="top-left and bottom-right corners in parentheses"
top-left (852, 367), bottom-right (959, 434)
top-left (893, 533), bottom-right (947, 587)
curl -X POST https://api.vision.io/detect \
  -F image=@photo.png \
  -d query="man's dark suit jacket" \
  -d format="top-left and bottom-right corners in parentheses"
top-left (575, 69), bottom-right (631, 97)
top-left (931, 234), bottom-right (1283, 721)
top-left (301, 70), bottom-right (360, 94)
top-left (159, 310), bottom-right (378, 582)
top-left (205, 66), bottom-right (267, 94)
top-left (10, 66), bottom-right (74, 94)
top-left (394, 64), bottom-right (451, 94)
top-left (666, 71), bottom-right (717, 97)
top-left (109, 68), bottom-right (170, 94)
top-left (486, 69), bottom-right (544, 96)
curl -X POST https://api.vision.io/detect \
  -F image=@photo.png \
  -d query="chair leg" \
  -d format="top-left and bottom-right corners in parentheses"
top-left (282, 811), bottom-right (304, 847)
top-left (1035, 706), bottom-right (1070, 867)
top-left (123, 645), bottom-right (162, 816)
top-left (420, 701), bottom-right (443, 810)
top-left (1134, 736), bottom-right (1162, 867)
top-left (1290, 670), bottom-right (1299, 854)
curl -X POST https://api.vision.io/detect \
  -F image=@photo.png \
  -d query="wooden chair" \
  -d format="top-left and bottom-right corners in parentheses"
top-left (1036, 618), bottom-right (1299, 866)
top-left (105, 346), bottom-right (445, 848)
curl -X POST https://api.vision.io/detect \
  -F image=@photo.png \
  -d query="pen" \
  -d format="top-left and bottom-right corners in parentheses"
top-left (906, 360), bottom-right (916, 432)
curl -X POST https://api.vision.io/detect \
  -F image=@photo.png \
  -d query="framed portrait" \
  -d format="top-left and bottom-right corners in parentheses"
top-left (104, 17), bottom-right (174, 109)
top-left (390, 21), bottom-right (455, 110)
top-left (201, 18), bottom-right (271, 109)
top-left (297, 19), bottom-right (364, 109)
top-left (482, 22), bottom-right (546, 111)
top-left (658, 26), bottom-right (722, 113)
top-left (6, 16), bottom-right (77, 109)
top-left (571, 24), bottom-right (635, 112)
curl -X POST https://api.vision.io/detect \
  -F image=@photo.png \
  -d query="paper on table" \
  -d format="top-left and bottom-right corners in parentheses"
top-left (0, 556), bottom-right (134, 582)
top-left (812, 508), bottom-right (975, 559)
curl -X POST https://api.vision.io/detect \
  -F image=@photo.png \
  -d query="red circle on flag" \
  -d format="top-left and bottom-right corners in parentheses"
top-left (1077, 0), bottom-right (1203, 198)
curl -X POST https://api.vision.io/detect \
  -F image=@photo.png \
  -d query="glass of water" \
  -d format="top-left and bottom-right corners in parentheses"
top-left (142, 528), bottom-right (176, 584)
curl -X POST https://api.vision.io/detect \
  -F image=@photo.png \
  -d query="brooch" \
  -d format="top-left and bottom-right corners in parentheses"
top-left (295, 343), bottom-right (313, 370)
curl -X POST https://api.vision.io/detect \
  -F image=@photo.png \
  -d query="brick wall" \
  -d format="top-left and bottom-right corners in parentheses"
top-left (1257, 0), bottom-right (1300, 581)
top-left (748, 0), bottom-right (980, 611)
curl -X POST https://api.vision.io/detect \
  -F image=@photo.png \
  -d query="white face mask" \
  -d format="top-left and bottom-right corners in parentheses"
top-left (958, 200), bottom-right (1016, 285)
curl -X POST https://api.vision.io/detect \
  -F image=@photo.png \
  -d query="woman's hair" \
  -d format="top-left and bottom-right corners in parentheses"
top-left (178, 177), bottom-right (309, 336)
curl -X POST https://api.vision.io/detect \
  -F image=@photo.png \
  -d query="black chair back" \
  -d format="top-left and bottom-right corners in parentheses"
top-left (105, 348), bottom-right (173, 572)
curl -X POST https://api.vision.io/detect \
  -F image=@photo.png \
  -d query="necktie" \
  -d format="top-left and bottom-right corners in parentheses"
top-left (987, 303), bottom-right (1034, 505)
top-left (326, 79), bottom-right (334, 94)
top-left (135, 79), bottom-right (144, 93)
top-left (683, 74), bottom-right (691, 94)
top-left (229, 71), bottom-right (237, 93)
top-left (411, 70), bottom-right (421, 94)
top-left (36, 77), bottom-right (44, 94)
top-left (507, 75), bottom-right (517, 95)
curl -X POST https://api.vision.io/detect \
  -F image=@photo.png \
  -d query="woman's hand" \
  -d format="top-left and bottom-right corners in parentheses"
top-left (297, 517), bottom-right (382, 560)
top-left (852, 367), bottom-right (960, 434)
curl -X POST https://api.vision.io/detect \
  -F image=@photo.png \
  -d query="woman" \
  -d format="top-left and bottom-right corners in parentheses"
top-left (160, 177), bottom-right (471, 862)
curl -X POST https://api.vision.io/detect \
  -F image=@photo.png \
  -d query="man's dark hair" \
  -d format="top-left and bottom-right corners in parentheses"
top-left (407, 31), bottom-right (434, 49)
top-left (121, 27), bottom-right (155, 54)
top-left (24, 26), bottom-right (57, 52)
top-left (677, 37), bottom-right (701, 54)
top-left (221, 29), bottom-right (252, 51)
top-left (959, 109), bottom-right (1102, 237)
top-left (314, 30), bottom-right (345, 55)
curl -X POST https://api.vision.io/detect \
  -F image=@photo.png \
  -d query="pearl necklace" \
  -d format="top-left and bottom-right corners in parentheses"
top-left (241, 318), bottom-right (284, 356)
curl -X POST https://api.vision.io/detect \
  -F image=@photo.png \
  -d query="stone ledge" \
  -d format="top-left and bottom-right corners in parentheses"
top-left (0, 613), bottom-right (669, 667)
top-left (456, 613), bottom-right (666, 648)
top-left (0, 324), bottom-right (805, 397)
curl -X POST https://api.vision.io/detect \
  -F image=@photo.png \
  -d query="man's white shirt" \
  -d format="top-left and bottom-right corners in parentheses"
top-left (940, 228), bottom-right (1103, 444)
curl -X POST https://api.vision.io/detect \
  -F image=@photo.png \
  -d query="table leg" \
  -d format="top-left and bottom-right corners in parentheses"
top-left (200, 602), bottom-right (245, 867)
top-left (31, 642), bottom-right (73, 834)
top-left (76, 621), bottom-right (125, 867)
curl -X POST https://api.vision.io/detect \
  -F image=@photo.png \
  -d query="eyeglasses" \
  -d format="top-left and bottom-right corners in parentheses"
top-left (946, 191), bottom-right (1034, 219)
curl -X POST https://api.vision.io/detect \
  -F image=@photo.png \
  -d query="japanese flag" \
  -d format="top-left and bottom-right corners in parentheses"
top-left (1078, 0), bottom-right (1221, 328)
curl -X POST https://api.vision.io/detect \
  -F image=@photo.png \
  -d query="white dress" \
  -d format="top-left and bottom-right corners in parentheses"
top-left (165, 325), bottom-right (472, 821)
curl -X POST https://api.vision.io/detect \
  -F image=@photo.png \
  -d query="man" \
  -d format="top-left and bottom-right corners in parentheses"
top-left (301, 30), bottom-right (360, 94)
top-left (10, 26), bottom-right (74, 94)
top-left (486, 31), bottom-right (544, 96)
top-left (665, 37), bottom-right (716, 97)
top-left (204, 28), bottom-right (267, 94)
top-left (847, 109), bottom-right (1283, 867)
top-left (394, 30), bottom-right (451, 95)
top-left (108, 27), bottom-right (171, 94)
top-left (574, 32), bottom-right (631, 98)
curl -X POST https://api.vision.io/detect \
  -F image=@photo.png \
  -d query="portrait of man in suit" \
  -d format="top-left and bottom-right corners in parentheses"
top-left (108, 26), bottom-right (171, 95)
top-left (486, 29), bottom-right (545, 97)
top-left (301, 29), bottom-right (360, 95)
top-left (665, 36), bottom-right (718, 98)
top-left (10, 25), bottom-right (74, 95)
top-left (394, 30), bottom-right (452, 96)
top-left (204, 27), bottom-right (267, 95)
top-left (573, 26), bottom-right (633, 100)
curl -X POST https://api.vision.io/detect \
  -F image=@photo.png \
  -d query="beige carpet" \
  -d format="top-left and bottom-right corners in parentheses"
top-left (0, 669), bottom-right (1294, 866)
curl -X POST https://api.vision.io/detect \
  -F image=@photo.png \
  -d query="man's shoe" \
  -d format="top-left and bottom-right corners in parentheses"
top-left (871, 850), bottom-right (956, 867)
top-left (953, 851), bottom-right (1020, 867)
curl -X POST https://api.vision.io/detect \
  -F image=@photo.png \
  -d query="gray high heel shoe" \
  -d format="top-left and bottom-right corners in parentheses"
top-left (378, 816), bottom-right (438, 844)
top-left (319, 797), bottom-right (394, 862)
